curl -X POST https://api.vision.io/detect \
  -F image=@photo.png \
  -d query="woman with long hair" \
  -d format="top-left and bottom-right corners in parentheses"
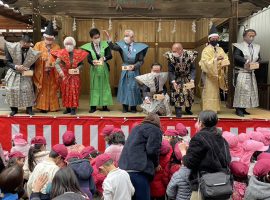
top-left (51, 167), bottom-right (89, 199)
top-left (23, 136), bottom-right (49, 180)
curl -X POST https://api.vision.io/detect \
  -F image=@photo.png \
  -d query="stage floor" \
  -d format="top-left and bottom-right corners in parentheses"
top-left (0, 96), bottom-right (270, 119)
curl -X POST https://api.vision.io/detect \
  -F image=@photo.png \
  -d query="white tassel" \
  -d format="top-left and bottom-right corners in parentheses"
top-left (192, 20), bottom-right (196, 33)
top-left (72, 18), bottom-right (76, 32)
top-left (171, 20), bottom-right (176, 34)
top-left (157, 19), bottom-right (162, 33)
top-left (108, 18), bottom-right (112, 31)
top-left (209, 19), bottom-right (213, 29)
top-left (92, 19), bottom-right (95, 29)
top-left (53, 16), bottom-right (57, 30)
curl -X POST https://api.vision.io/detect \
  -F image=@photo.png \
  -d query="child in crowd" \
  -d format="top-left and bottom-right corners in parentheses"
top-left (27, 144), bottom-right (68, 197)
top-left (0, 164), bottom-right (25, 199)
top-left (163, 129), bottom-right (182, 148)
top-left (100, 125), bottom-right (115, 143)
top-left (24, 136), bottom-right (49, 180)
top-left (150, 140), bottom-right (172, 200)
top-left (164, 141), bottom-right (182, 180)
top-left (105, 128), bottom-right (125, 167)
top-left (10, 133), bottom-right (30, 157)
top-left (175, 123), bottom-right (190, 142)
top-left (66, 151), bottom-right (96, 199)
top-left (230, 161), bottom-right (249, 200)
top-left (166, 141), bottom-right (191, 200)
top-left (96, 153), bottom-right (134, 200)
top-left (245, 159), bottom-right (270, 199)
top-left (81, 146), bottom-right (105, 198)
top-left (7, 151), bottom-right (26, 167)
top-left (62, 131), bottom-right (85, 153)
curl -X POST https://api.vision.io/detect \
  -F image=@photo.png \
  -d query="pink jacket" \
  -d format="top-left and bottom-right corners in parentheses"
top-left (104, 144), bottom-right (124, 167)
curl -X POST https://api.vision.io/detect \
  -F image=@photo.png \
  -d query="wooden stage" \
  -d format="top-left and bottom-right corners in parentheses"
top-left (0, 96), bottom-right (270, 120)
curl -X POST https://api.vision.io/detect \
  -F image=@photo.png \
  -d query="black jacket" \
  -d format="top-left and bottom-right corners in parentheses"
top-left (183, 127), bottom-right (231, 191)
top-left (118, 122), bottom-right (162, 180)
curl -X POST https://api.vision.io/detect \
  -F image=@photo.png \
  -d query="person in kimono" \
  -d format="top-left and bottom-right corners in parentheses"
top-left (81, 28), bottom-right (113, 113)
top-left (104, 29), bottom-right (148, 113)
top-left (135, 63), bottom-right (171, 116)
top-left (33, 21), bottom-right (60, 113)
top-left (165, 43), bottom-right (198, 118)
top-left (5, 34), bottom-right (40, 116)
top-left (233, 29), bottom-right (260, 117)
top-left (52, 37), bottom-right (88, 115)
top-left (199, 25), bottom-right (230, 113)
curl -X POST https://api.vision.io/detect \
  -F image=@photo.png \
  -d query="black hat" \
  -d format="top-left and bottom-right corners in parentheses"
top-left (208, 24), bottom-right (219, 39)
top-left (43, 21), bottom-right (55, 38)
top-left (20, 34), bottom-right (32, 43)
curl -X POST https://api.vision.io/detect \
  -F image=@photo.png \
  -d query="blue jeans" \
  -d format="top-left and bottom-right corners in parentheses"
top-left (128, 172), bottom-right (151, 200)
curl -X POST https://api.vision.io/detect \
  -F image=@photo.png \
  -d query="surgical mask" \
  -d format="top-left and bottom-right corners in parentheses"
top-left (93, 38), bottom-right (100, 45)
top-left (246, 37), bottom-right (254, 44)
top-left (124, 36), bottom-right (131, 44)
top-left (44, 38), bottom-right (53, 45)
top-left (173, 52), bottom-right (180, 58)
top-left (209, 40), bottom-right (218, 47)
top-left (65, 45), bottom-right (74, 52)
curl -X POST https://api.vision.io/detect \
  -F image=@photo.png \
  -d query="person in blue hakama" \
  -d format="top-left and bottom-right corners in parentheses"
top-left (104, 30), bottom-right (148, 113)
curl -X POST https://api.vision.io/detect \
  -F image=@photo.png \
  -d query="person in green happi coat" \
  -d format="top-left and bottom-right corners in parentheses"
top-left (81, 28), bottom-right (113, 113)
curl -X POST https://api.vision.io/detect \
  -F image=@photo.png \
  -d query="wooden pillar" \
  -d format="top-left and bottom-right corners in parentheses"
top-left (32, 0), bottom-right (41, 44)
top-left (226, 0), bottom-right (238, 108)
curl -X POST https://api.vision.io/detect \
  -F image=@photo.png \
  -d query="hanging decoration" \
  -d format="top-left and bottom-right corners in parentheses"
top-left (171, 20), bottom-right (176, 34)
top-left (72, 18), bottom-right (76, 32)
top-left (209, 18), bottom-right (213, 29)
top-left (52, 16), bottom-right (57, 30)
top-left (157, 19), bottom-right (162, 32)
top-left (192, 20), bottom-right (196, 33)
top-left (108, 18), bottom-right (112, 31)
top-left (92, 19), bottom-right (95, 29)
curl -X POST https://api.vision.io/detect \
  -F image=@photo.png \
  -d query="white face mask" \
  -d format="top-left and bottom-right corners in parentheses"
top-left (93, 38), bottom-right (100, 45)
top-left (65, 45), bottom-right (74, 52)
top-left (124, 36), bottom-right (131, 44)
top-left (173, 52), bottom-right (180, 58)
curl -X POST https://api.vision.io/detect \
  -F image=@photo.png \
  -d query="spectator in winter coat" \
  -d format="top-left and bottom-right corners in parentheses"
top-left (230, 161), bottom-right (249, 200)
top-left (81, 146), bottom-right (105, 196)
top-left (166, 166), bottom-right (191, 200)
top-left (105, 128), bottom-right (125, 167)
top-left (245, 159), bottom-right (270, 200)
top-left (27, 144), bottom-right (68, 197)
top-left (62, 131), bottom-right (85, 153)
top-left (66, 151), bottom-right (96, 199)
top-left (182, 110), bottom-right (231, 200)
top-left (164, 141), bottom-right (183, 180)
top-left (23, 136), bottom-right (49, 180)
top-left (150, 140), bottom-right (172, 200)
top-left (119, 113), bottom-right (163, 200)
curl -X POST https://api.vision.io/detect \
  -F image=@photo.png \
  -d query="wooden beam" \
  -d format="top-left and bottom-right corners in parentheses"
top-left (32, 0), bottom-right (41, 43)
top-left (227, 0), bottom-right (239, 109)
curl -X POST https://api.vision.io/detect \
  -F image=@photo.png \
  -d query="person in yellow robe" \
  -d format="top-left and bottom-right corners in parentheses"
top-left (199, 25), bottom-right (230, 113)
top-left (33, 21), bottom-right (60, 113)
